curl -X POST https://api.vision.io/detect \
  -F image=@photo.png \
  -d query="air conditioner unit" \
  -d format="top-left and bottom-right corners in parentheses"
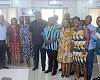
top-left (96, 2), bottom-right (100, 7)
top-left (0, 1), bottom-right (12, 6)
top-left (49, 1), bottom-right (63, 6)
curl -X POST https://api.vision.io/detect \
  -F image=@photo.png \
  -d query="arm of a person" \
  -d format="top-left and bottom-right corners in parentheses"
top-left (29, 32), bottom-right (33, 45)
top-left (95, 32), bottom-right (100, 39)
top-left (83, 28), bottom-right (90, 51)
top-left (6, 27), bottom-right (9, 47)
top-left (7, 36), bottom-right (9, 47)
top-left (90, 27), bottom-right (97, 40)
top-left (70, 41), bottom-right (73, 53)
top-left (20, 28), bottom-right (23, 43)
top-left (29, 23), bottom-right (33, 46)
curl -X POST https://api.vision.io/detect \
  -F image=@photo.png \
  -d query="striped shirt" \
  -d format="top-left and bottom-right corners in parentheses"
top-left (41, 25), bottom-right (60, 50)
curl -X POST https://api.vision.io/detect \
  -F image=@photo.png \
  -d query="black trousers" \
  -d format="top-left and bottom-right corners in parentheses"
top-left (33, 45), bottom-right (46, 69)
top-left (6, 47), bottom-right (11, 63)
top-left (0, 40), bottom-right (6, 67)
top-left (47, 49), bottom-right (58, 71)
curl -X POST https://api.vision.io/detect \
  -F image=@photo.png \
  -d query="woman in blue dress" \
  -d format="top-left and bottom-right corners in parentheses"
top-left (20, 16), bottom-right (34, 67)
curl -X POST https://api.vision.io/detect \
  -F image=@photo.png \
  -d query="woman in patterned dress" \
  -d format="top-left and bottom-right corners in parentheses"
top-left (57, 18), bottom-right (74, 78)
top-left (72, 17), bottom-right (90, 80)
top-left (7, 18), bottom-right (21, 67)
top-left (20, 16), bottom-right (34, 67)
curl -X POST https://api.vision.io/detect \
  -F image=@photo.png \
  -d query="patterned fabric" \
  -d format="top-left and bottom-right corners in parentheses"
top-left (72, 28), bottom-right (87, 66)
top-left (57, 27), bottom-right (73, 63)
top-left (9, 43), bottom-right (21, 53)
top-left (20, 24), bottom-right (34, 57)
top-left (41, 25), bottom-right (60, 50)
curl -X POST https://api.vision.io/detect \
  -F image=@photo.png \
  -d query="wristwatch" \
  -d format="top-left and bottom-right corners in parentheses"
top-left (83, 47), bottom-right (87, 50)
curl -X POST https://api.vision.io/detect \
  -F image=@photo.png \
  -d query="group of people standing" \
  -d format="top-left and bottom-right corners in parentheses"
top-left (0, 15), bottom-right (34, 68)
top-left (0, 11), bottom-right (100, 80)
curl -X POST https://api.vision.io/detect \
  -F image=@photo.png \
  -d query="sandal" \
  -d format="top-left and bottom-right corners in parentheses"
top-left (65, 74), bottom-right (69, 78)
top-left (74, 77), bottom-right (81, 80)
top-left (61, 74), bottom-right (64, 78)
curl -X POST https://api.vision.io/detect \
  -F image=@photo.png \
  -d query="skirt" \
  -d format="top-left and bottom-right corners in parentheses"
top-left (73, 52), bottom-right (87, 66)
top-left (22, 45), bottom-right (34, 57)
top-left (9, 43), bottom-right (21, 53)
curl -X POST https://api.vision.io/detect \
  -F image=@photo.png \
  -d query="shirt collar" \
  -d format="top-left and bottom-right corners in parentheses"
top-left (86, 24), bottom-right (92, 27)
top-left (0, 24), bottom-right (4, 27)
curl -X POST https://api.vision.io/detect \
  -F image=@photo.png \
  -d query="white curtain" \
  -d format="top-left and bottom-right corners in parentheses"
top-left (89, 9), bottom-right (100, 27)
top-left (1, 8), bottom-right (17, 23)
top-left (8, 8), bottom-right (17, 23)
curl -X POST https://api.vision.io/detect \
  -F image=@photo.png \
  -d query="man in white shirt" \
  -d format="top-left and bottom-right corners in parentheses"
top-left (0, 15), bottom-right (9, 69)
top-left (2, 15), bottom-right (11, 65)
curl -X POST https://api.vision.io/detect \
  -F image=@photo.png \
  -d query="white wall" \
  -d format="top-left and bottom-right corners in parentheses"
top-left (0, 0), bottom-right (100, 20)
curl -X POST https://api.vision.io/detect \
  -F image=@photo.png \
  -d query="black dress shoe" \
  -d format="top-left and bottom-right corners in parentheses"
top-left (32, 67), bottom-right (38, 71)
top-left (70, 71), bottom-right (75, 75)
top-left (87, 76), bottom-right (91, 80)
top-left (2, 66), bottom-right (9, 69)
top-left (44, 69), bottom-right (52, 73)
top-left (51, 71), bottom-right (57, 76)
top-left (59, 68), bottom-right (62, 71)
top-left (93, 76), bottom-right (100, 80)
top-left (0, 67), bottom-right (2, 69)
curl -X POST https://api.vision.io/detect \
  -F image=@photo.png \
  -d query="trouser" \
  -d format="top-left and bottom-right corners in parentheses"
top-left (97, 55), bottom-right (100, 75)
top-left (0, 40), bottom-right (6, 67)
top-left (6, 47), bottom-right (11, 63)
top-left (33, 45), bottom-right (46, 69)
top-left (47, 49), bottom-right (58, 71)
top-left (86, 49), bottom-right (95, 76)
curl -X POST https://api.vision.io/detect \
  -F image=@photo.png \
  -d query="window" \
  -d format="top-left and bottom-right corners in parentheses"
top-left (42, 8), bottom-right (67, 24)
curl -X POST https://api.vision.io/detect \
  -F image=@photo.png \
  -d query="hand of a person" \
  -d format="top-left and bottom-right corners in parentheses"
top-left (21, 42), bottom-right (23, 47)
top-left (30, 42), bottom-right (33, 47)
top-left (92, 30), bottom-right (96, 34)
top-left (45, 40), bottom-right (51, 46)
top-left (70, 48), bottom-right (73, 54)
top-left (7, 43), bottom-right (9, 47)
top-left (82, 49), bottom-right (86, 55)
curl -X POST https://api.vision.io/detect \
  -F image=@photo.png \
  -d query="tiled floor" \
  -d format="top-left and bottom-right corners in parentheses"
top-left (3, 57), bottom-right (99, 80)
top-left (0, 69), bottom-right (29, 80)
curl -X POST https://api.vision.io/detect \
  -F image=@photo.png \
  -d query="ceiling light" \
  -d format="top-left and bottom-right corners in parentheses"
top-left (89, 0), bottom-right (92, 3)
top-left (53, 0), bottom-right (56, 4)
top-left (15, 0), bottom-right (18, 4)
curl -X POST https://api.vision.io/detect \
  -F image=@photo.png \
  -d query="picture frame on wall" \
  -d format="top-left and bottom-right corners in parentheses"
top-left (20, 8), bottom-right (36, 16)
